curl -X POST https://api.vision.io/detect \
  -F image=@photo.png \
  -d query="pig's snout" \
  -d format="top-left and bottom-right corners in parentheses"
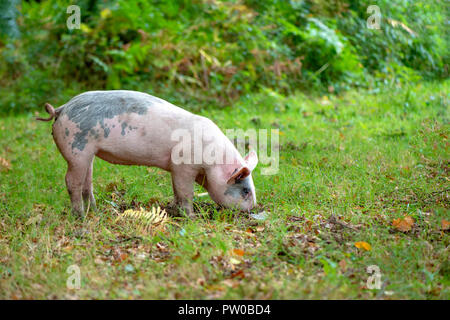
top-left (241, 195), bottom-right (256, 212)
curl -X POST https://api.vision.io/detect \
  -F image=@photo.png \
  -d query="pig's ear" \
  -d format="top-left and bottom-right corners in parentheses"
top-left (226, 167), bottom-right (251, 185)
top-left (244, 150), bottom-right (258, 171)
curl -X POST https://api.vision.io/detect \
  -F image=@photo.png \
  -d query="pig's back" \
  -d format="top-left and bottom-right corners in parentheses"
top-left (59, 90), bottom-right (193, 123)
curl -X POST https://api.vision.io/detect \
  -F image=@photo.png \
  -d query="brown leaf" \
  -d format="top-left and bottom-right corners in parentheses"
top-left (222, 279), bottom-right (239, 288)
top-left (196, 278), bottom-right (205, 286)
top-left (232, 249), bottom-right (245, 257)
top-left (256, 225), bottom-right (265, 232)
top-left (392, 216), bottom-right (414, 232)
top-left (119, 253), bottom-right (128, 262)
top-left (230, 269), bottom-right (245, 279)
top-left (0, 156), bottom-right (11, 171)
top-left (192, 251), bottom-right (201, 261)
top-left (112, 248), bottom-right (128, 262)
top-left (354, 241), bottom-right (372, 251)
top-left (441, 219), bottom-right (450, 231)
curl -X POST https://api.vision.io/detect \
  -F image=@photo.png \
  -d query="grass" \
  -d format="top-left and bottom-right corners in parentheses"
top-left (0, 81), bottom-right (448, 299)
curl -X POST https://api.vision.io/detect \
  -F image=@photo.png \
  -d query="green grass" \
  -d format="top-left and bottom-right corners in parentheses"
top-left (0, 81), bottom-right (448, 299)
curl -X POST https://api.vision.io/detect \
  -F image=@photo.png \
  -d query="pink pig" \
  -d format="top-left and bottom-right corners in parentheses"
top-left (37, 90), bottom-right (258, 217)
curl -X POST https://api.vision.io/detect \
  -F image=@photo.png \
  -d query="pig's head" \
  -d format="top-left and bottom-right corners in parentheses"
top-left (204, 150), bottom-right (258, 212)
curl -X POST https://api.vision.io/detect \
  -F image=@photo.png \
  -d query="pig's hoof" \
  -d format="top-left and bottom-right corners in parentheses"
top-left (177, 207), bottom-right (196, 219)
top-left (71, 209), bottom-right (85, 219)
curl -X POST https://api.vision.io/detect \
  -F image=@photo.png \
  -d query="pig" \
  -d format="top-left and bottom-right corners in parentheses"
top-left (37, 90), bottom-right (258, 217)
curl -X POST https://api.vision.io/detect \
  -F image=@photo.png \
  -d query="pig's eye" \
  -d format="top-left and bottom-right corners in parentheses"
top-left (242, 187), bottom-right (250, 196)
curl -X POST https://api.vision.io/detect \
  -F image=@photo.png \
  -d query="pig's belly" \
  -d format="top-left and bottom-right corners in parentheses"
top-left (94, 122), bottom-right (173, 171)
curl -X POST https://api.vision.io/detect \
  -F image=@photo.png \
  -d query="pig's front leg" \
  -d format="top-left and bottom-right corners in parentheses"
top-left (170, 166), bottom-right (196, 218)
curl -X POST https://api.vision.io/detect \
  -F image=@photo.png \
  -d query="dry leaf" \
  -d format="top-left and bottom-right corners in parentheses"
top-left (229, 257), bottom-right (241, 265)
top-left (196, 278), bottom-right (205, 286)
top-left (222, 279), bottom-right (239, 288)
top-left (0, 156), bottom-right (11, 170)
top-left (441, 219), bottom-right (450, 231)
top-left (119, 253), bottom-right (128, 261)
top-left (387, 18), bottom-right (417, 36)
top-left (62, 245), bottom-right (73, 253)
top-left (230, 269), bottom-right (245, 279)
top-left (355, 241), bottom-right (372, 251)
top-left (232, 249), bottom-right (245, 257)
top-left (115, 206), bottom-right (170, 234)
top-left (392, 216), bottom-right (414, 232)
top-left (192, 251), bottom-right (201, 261)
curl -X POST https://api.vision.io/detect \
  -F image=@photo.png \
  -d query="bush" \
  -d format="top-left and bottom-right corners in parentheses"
top-left (0, 0), bottom-right (447, 115)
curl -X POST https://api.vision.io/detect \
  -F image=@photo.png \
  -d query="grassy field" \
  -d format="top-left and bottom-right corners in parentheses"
top-left (0, 81), bottom-right (448, 299)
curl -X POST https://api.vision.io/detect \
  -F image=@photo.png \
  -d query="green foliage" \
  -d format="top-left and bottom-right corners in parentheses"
top-left (0, 0), bottom-right (21, 39)
top-left (0, 0), bottom-right (447, 115)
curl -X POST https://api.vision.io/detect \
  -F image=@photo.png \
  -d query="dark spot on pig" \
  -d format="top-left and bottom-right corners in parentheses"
top-left (121, 122), bottom-right (128, 136)
top-left (60, 91), bottom-right (152, 151)
top-left (224, 177), bottom-right (252, 199)
top-left (65, 128), bottom-right (69, 136)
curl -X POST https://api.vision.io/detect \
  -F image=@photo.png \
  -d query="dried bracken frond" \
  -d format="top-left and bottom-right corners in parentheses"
top-left (115, 206), bottom-right (170, 234)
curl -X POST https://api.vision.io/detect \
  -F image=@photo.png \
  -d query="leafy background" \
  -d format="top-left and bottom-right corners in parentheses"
top-left (0, 0), bottom-right (447, 115)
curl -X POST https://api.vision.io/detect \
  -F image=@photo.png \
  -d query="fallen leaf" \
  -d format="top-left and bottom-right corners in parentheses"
top-left (222, 279), bottom-right (239, 288)
top-left (354, 241), bottom-right (372, 251)
top-left (229, 257), bottom-right (241, 265)
top-left (232, 249), bottom-right (245, 257)
top-left (392, 216), bottom-right (414, 232)
top-left (62, 245), bottom-right (74, 253)
top-left (196, 278), bottom-right (205, 286)
top-left (119, 253), bottom-right (128, 261)
top-left (205, 284), bottom-right (225, 291)
top-left (441, 219), bottom-right (450, 231)
top-left (230, 269), bottom-right (245, 279)
top-left (0, 157), bottom-right (11, 171)
top-left (192, 251), bottom-right (201, 261)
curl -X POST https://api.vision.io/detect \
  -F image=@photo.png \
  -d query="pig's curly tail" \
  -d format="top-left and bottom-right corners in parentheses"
top-left (36, 103), bottom-right (62, 122)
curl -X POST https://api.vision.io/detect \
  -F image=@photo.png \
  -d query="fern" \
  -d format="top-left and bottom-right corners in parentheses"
top-left (115, 206), bottom-right (170, 234)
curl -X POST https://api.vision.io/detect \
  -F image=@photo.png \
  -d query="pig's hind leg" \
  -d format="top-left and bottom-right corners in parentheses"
top-left (65, 161), bottom-right (89, 217)
top-left (52, 120), bottom-right (94, 217)
top-left (82, 158), bottom-right (97, 212)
